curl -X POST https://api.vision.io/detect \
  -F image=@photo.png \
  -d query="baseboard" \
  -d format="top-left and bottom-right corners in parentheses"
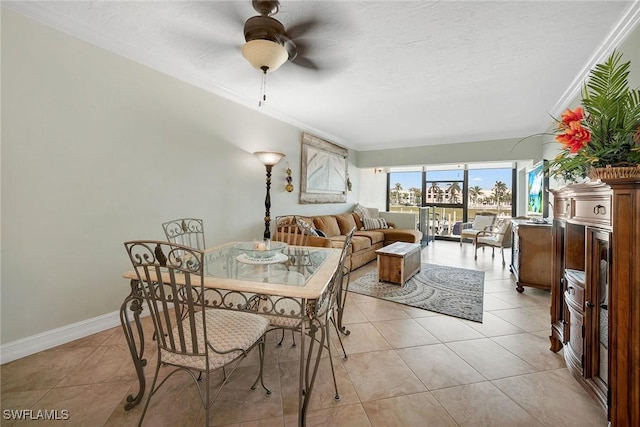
top-left (0, 310), bottom-right (124, 364)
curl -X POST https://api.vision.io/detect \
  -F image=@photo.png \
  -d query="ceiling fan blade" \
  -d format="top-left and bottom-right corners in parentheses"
top-left (285, 18), bottom-right (322, 40)
top-left (290, 56), bottom-right (320, 71)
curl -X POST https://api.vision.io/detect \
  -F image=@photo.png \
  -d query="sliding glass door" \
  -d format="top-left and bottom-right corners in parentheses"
top-left (387, 163), bottom-right (515, 240)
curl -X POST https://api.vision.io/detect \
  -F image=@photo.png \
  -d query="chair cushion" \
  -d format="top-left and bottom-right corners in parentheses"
top-left (461, 228), bottom-right (482, 238)
top-left (259, 298), bottom-right (304, 328)
top-left (335, 213), bottom-right (358, 235)
top-left (313, 215), bottom-right (342, 237)
top-left (477, 235), bottom-right (501, 245)
top-left (160, 309), bottom-right (269, 371)
top-left (472, 214), bottom-right (496, 231)
top-left (494, 219), bottom-right (510, 235)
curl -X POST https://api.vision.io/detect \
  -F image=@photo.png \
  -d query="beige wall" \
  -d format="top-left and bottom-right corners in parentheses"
top-left (0, 9), bottom-right (359, 345)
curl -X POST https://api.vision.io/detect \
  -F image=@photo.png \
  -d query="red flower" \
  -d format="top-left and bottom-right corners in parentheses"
top-left (560, 107), bottom-right (585, 126)
top-left (556, 120), bottom-right (591, 153)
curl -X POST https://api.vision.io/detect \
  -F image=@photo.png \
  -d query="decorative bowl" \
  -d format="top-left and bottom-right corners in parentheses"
top-left (234, 241), bottom-right (288, 260)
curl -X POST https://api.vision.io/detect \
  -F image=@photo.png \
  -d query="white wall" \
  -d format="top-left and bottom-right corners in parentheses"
top-left (543, 22), bottom-right (640, 189)
top-left (0, 9), bottom-right (359, 348)
top-left (357, 136), bottom-right (544, 168)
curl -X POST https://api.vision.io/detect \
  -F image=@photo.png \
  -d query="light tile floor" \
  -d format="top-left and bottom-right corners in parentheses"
top-left (1, 241), bottom-right (608, 426)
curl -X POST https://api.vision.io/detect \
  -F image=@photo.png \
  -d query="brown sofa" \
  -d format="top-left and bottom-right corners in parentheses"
top-left (275, 212), bottom-right (422, 271)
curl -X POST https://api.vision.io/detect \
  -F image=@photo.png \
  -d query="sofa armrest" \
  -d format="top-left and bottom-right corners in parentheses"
top-left (379, 211), bottom-right (417, 230)
top-left (307, 235), bottom-right (332, 248)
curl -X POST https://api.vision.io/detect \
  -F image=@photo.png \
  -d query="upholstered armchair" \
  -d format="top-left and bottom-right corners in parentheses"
top-left (459, 212), bottom-right (497, 245)
top-left (474, 219), bottom-right (513, 265)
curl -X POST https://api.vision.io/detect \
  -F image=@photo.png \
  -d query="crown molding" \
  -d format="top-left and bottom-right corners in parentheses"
top-left (548, 1), bottom-right (640, 121)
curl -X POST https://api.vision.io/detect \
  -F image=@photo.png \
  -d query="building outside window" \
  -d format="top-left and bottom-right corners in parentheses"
top-left (387, 163), bottom-right (515, 240)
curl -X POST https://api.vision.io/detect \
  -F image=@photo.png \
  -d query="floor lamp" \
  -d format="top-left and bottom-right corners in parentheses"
top-left (254, 151), bottom-right (285, 240)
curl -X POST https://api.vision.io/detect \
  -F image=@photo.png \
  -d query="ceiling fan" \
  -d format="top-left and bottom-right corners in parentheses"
top-left (240, 0), bottom-right (320, 74)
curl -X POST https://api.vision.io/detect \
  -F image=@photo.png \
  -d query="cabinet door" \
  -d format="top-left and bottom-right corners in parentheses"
top-left (585, 228), bottom-right (610, 405)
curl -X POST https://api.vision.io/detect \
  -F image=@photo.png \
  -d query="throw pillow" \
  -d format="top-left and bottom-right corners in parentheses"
top-left (353, 204), bottom-right (380, 220)
top-left (296, 217), bottom-right (318, 236)
top-left (362, 217), bottom-right (388, 230)
top-left (314, 229), bottom-right (327, 237)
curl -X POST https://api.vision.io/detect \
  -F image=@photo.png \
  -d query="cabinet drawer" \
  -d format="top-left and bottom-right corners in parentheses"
top-left (565, 269), bottom-right (585, 308)
top-left (572, 197), bottom-right (611, 226)
top-left (566, 303), bottom-right (584, 371)
top-left (555, 197), bottom-right (570, 218)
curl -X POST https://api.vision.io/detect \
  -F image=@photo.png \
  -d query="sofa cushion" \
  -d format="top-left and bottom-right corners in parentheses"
top-left (353, 213), bottom-right (364, 231)
top-left (330, 235), bottom-right (371, 252)
top-left (313, 215), bottom-right (341, 237)
top-left (354, 230), bottom-right (385, 245)
top-left (380, 228), bottom-right (422, 244)
top-left (335, 213), bottom-right (358, 235)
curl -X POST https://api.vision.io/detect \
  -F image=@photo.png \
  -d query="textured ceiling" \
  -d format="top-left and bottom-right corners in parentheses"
top-left (5, 1), bottom-right (640, 151)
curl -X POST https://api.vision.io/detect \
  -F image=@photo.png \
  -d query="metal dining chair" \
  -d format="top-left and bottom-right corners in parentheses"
top-left (123, 240), bottom-right (270, 427)
top-left (162, 218), bottom-right (205, 250)
top-left (273, 215), bottom-right (313, 246)
top-left (259, 227), bottom-right (355, 401)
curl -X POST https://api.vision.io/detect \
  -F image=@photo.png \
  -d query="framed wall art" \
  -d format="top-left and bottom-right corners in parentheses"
top-left (300, 133), bottom-right (348, 204)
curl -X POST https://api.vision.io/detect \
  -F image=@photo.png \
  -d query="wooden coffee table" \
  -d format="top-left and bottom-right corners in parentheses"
top-left (375, 242), bottom-right (421, 286)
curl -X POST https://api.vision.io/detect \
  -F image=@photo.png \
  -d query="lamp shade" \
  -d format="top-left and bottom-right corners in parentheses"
top-left (254, 151), bottom-right (285, 166)
top-left (242, 39), bottom-right (289, 72)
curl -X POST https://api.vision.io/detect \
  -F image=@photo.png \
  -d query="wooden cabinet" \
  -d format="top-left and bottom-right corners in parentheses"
top-left (510, 219), bottom-right (552, 293)
top-left (550, 179), bottom-right (640, 426)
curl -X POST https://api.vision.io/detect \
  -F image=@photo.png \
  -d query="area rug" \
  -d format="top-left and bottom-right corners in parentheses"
top-left (348, 264), bottom-right (485, 322)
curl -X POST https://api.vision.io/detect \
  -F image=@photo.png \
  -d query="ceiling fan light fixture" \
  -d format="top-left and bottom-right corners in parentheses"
top-left (242, 39), bottom-right (288, 72)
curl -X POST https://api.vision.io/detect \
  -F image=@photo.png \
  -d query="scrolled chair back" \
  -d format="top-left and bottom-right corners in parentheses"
top-left (315, 226), bottom-right (355, 317)
top-left (124, 240), bottom-right (205, 357)
top-left (274, 215), bottom-right (315, 247)
top-left (161, 218), bottom-right (205, 250)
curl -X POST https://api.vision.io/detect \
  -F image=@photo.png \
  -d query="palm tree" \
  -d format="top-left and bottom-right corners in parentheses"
top-left (492, 181), bottom-right (508, 206)
top-left (469, 186), bottom-right (483, 205)
top-left (448, 182), bottom-right (461, 204)
top-left (427, 182), bottom-right (440, 203)
top-left (393, 182), bottom-right (402, 205)
top-left (408, 187), bottom-right (422, 206)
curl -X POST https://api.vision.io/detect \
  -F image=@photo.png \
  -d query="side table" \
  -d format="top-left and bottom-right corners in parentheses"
top-left (375, 242), bottom-right (421, 286)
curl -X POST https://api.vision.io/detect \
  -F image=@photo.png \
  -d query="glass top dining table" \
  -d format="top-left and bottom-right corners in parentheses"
top-left (182, 242), bottom-right (342, 301)
top-left (120, 241), bottom-right (342, 427)
top-left (204, 242), bottom-right (333, 287)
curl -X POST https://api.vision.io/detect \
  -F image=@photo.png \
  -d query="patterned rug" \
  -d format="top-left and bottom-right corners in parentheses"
top-left (348, 263), bottom-right (485, 323)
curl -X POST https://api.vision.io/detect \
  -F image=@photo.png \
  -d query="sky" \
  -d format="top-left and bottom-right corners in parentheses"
top-left (389, 168), bottom-right (513, 192)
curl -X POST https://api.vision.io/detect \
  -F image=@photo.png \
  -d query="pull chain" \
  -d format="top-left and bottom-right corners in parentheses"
top-left (259, 66), bottom-right (268, 107)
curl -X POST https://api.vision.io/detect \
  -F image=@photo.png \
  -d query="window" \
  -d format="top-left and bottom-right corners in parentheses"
top-left (388, 171), bottom-right (422, 215)
top-left (467, 167), bottom-right (513, 217)
top-left (385, 163), bottom-right (515, 240)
